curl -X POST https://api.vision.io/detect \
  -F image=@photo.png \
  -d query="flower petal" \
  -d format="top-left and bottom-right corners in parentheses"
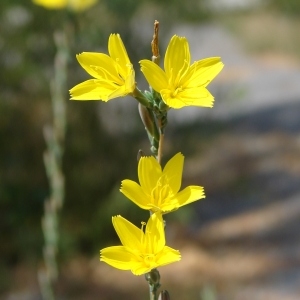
top-left (164, 35), bottom-right (190, 80)
top-left (108, 34), bottom-right (131, 75)
top-left (159, 199), bottom-right (179, 213)
top-left (76, 52), bottom-right (120, 82)
top-left (156, 246), bottom-right (181, 266)
top-left (70, 79), bottom-right (116, 101)
top-left (112, 216), bottom-right (143, 251)
top-left (124, 66), bottom-right (136, 93)
top-left (131, 265), bottom-right (154, 276)
top-left (139, 60), bottom-right (168, 92)
top-left (138, 156), bottom-right (162, 194)
top-left (145, 213), bottom-right (165, 253)
top-left (175, 185), bottom-right (205, 207)
top-left (101, 246), bottom-right (147, 274)
top-left (106, 83), bottom-right (129, 100)
top-left (161, 86), bottom-right (214, 109)
top-left (185, 57), bottom-right (224, 88)
top-left (162, 152), bottom-right (184, 194)
top-left (120, 180), bottom-right (152, 210)
top-left (100, 246), bottom-right (134, 271)
top-left (180, 87), bottom-right (214, 107)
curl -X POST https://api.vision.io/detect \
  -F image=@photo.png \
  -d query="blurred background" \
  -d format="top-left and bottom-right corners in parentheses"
top-left (1, 0), bottom-right (300, 299)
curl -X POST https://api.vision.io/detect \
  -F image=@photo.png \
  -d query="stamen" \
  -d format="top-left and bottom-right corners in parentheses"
top-left (150, 175), bottom-right (174, 208)
top-left (141, 221), bottom-right (146, 231)
top-left (144, 254), bottom-right (155, 267)
top-left (140, 221), bottom-right (146, 244)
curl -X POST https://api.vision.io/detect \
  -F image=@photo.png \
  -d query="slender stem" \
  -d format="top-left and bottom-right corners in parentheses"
top-left (146, 20), bottom-right (163, 300)
top-left (156, 112), bottom-right (166, 164)
top-left (157, 133), bottom-right (164, 164)
top-left (149, 287), bottom-right (156, 300)
top-left (132, 88), bottom-right (150, 107)
top-left (38, 25), bottom-right (70, 300)
top-left (38, 270), bottom-right (55, 300)
top-left (145, 269), bottom-right (161, 300)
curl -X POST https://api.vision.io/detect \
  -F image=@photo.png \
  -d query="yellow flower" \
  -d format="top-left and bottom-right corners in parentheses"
top-left (120, 152), bottom-right (205, 213)
top-left (33, 0), bottom-right (97, 11)
top-left (70, 34), bottom-right (135, 101)
top-left (100, 213), bottom-right (181, 275)
top-left (139, 35), bottom-right (224, 109)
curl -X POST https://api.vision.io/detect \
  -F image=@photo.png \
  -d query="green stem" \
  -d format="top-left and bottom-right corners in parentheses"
top-left (145, 269), bottom-right (161, 300)
top-left (132, 87), bottom-right (151, 107)
top-left (39, 24), bottom-right (70, 300)
top-left (157, 132), bottom-right (164, 164)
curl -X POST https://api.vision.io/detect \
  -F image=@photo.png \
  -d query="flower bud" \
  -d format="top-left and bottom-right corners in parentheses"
top-left (158, 290), bottom-right (170, 300)
top-left (138, 103), bottom-right (159, 142)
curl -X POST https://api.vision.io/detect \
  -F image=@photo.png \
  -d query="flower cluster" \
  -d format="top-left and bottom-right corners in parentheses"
top-left (100, 152), bottom-right (205, 275)
top-left (70, 34), bottom-right (223, 110)
top-left (70, 32), bottom-right (223, 277)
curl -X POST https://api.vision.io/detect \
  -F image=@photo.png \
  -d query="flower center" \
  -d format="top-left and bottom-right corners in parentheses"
top-left (170, 87), bottom-right (183, 98)
top-left (150, 176), bottom-right (173, 207)
top-left (143, 254), bottom-right (156, 267)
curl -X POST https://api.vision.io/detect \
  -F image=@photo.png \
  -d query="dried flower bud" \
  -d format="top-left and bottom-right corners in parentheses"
top-left (158, 290), bottom-right (170, 300)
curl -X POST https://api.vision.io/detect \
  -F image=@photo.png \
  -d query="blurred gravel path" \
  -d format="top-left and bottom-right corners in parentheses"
top-left (166, 23), bottom-right (300, 300)
top-left (169, 23), bottom-right (300, 123)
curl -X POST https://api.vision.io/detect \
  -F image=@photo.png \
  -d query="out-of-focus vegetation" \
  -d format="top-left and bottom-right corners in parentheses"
top-left (269, 0), bottom-right (300, 16)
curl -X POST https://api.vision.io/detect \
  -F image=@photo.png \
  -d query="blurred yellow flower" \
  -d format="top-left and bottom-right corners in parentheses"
top-left (70, 34), bottom-right (135, 101)
top-left (33, 0), bottom-right (97, 12)
top-left (100, 213), bottom-right (181, 275)
top-left (120, 152), bottom-right (205, 213)
top-left (139, 35), bottom-right (224, 109)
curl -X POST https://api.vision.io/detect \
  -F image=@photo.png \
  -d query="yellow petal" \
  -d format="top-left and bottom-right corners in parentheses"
top-left (138, 156), bottom-right (162, 194)
top-left (131, 265), bottom-right (154, 276)
top-left (120, 180), bottom-right (151, 210)
top-left (76, 52), bottom-right (121, 83)
top-left (175, 185), bottom-right (205, 207)
top-left (145, 213), bottom-right (165, 253)
top-left (70, 79), bottom-right (118, 101)
top-left (112, 216), bottom-right (143, 251)
top-left (139, 60), bottom-right (168, 92)
top-left (124, 66), bottom-right (136, 93)
top-left (159, 200), bottom-right (179, 213)
top-left (164, 35), bottom-right (190, 81)
top-left (180, 87), bottom-right (214, 107)
top-left (161, 87), bottom-right (214, 109)
top-left (185, 57), bottom-right (224, 88)
top-left (106, 84), bottom-right (128, 100)
top-left (108, 34), bottom-right (131, 76)
top-left (156, 246), bottom-right (181, 266)
top-left (162, 153), bottom-right (184, 194)
top-left (100, 246), bottom-right (133, 271)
